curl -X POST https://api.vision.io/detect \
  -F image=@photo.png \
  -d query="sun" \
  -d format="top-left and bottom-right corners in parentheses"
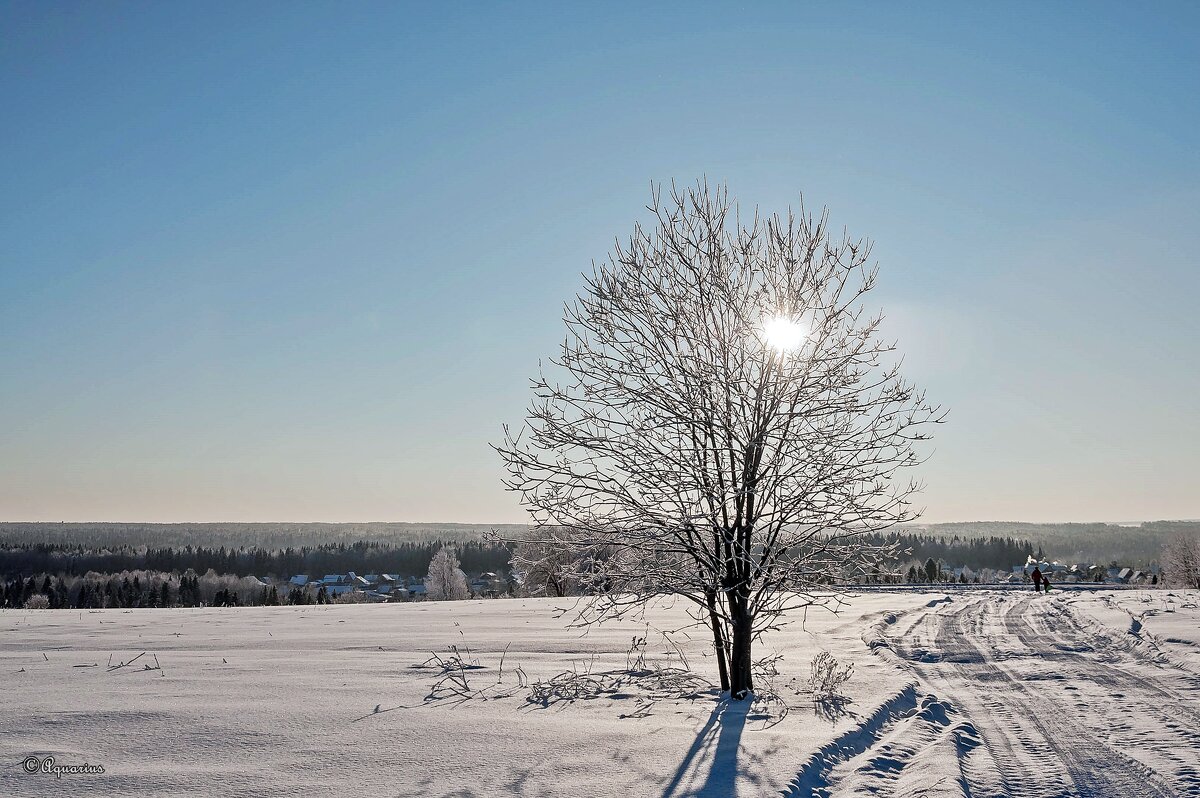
top-left (762, 315), bottom-right (807, 353)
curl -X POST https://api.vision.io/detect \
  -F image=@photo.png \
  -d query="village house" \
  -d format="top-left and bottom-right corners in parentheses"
top-left (1006, 560), bottom-right (1149, 586)
top-left (281, 571), bottom-right (514, 601)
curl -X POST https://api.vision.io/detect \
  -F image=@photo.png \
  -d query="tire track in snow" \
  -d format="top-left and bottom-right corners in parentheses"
top-left (872, 593), bottom-right (1199, 798)
top-left (897, 596), bottom-right (1070, 798)
top-left (949, 596), bottom-right (1176, 797)
top-left (781, 599), bottom-right (1012, 798)
top-left (1005, 598), bottom-right (1200, 796)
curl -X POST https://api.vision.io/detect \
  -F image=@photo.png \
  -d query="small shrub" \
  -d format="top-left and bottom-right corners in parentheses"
top-left (808, 651), bottom-right (853, 698)
top-left (23, 594), bottom-right (51, 609)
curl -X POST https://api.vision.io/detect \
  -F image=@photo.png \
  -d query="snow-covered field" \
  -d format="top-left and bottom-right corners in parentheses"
top-left (2, 589), bottom-right (1198, 798)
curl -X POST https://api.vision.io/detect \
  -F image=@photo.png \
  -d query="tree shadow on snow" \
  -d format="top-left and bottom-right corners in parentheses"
top-left (661, 698), bottom-right (748, 798)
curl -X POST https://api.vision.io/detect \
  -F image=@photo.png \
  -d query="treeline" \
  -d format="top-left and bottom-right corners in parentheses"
top-left (2, 571), bottom-right (277, 609)
top-left (3, 520), bottom-right (1194, 567)
top-left (899, 521), bottom-right (1200, 566)
top-left (866, 532), bottom-right (1036, 570)
top-left (0, 539), bottom-right (515, 581)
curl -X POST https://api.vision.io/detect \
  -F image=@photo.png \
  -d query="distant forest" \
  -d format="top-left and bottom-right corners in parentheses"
top-left (865, 533), bottom-right (1034, 571)
top-left (0, 539), bottom-right (514, 581)
top-left (0, 522), bottom-right (527, 549)
top-left (896, 520), bottom-right (1198, 566)
top-left (1, 520), bottom-right (1195, 581)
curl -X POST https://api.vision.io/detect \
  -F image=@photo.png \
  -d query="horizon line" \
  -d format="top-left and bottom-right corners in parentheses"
top-left (0, 518), bottom-right (1196, 526)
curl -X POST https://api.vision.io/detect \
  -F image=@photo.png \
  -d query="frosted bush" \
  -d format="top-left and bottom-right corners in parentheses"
top-left (23, 594), bottom-right (50, 609)
top-left (808, 651), bottom-right (854, 698)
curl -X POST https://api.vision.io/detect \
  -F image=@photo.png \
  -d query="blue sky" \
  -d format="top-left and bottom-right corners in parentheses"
top-left (2, 2), bottom-right (1197, 523)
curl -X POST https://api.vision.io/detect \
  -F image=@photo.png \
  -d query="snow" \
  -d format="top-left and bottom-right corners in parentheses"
top-left (2, 589), bottom-right (1198, 797)
top-left (1069, 589), bottom-right (1200, 671)
top-left (859, 590), bottom-right (1200, 797)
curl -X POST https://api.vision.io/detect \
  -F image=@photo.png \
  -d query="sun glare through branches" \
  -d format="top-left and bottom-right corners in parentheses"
top-left (761, 314), bottom-right (808, 353)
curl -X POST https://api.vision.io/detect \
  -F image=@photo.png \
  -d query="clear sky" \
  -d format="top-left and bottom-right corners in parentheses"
top-left (2, 2), bottom-right (1197, 524)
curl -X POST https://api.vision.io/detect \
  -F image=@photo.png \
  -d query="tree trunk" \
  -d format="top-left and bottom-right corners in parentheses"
top-left (728, 602), bottom-right (754, 699)
top-left (705, 589), bottom-right (730, 693)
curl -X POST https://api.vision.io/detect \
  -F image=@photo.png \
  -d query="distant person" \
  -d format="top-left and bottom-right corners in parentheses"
top-left (1031, 566), bottom-right (1043, 593)
top-left (1042, 576), bottom-right (1052, 594)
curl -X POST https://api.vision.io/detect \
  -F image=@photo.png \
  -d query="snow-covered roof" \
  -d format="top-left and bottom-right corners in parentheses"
top-left (289, 575), bottom-right (309, 586)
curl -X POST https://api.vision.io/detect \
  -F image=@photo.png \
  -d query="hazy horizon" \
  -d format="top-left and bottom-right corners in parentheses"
top-left (3, 3), bottom-right (1198, 524)
top-left (1, 517), bottom-right (1196, 526)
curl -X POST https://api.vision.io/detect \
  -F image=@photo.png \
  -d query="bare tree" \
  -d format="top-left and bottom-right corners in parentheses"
top-left (496, 182), bottom-right (941, 698)
top-left (510, 535), bottom-right (581, 598)
top-left (1161, 533), bottom-right (1200, 589)
top-left (426, 546), bottom-right (470, 601)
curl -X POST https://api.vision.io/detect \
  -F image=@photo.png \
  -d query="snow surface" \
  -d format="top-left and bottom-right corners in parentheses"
top-left (2, 589), bottom-right (1198, 797)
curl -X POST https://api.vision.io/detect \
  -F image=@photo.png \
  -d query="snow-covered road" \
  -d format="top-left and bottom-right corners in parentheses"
top-left (827, 593), bottom-right (1200, 798)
